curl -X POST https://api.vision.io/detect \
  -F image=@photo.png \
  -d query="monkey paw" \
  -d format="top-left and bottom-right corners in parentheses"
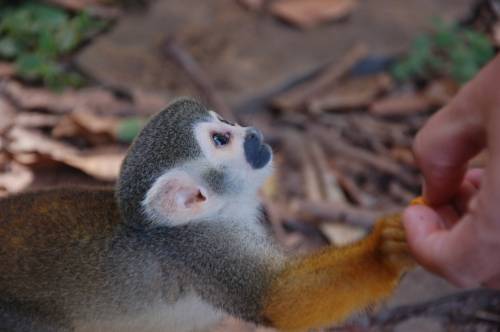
top-left (376, 214), bottom-right (415, 272)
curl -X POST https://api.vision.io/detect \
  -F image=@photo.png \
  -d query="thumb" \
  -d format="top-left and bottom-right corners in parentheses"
top-left (403, 205), bottom-right (483, 287)
top-left (403, 205), bottom-right (448, 275)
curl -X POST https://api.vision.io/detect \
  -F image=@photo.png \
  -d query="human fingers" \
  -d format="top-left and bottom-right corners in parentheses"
top-left (403, 205), bottom-right (487, 287)
top-left (413, 56), bottom-right (500, 205)
top-left (413, 100), bottom-right (485, 205)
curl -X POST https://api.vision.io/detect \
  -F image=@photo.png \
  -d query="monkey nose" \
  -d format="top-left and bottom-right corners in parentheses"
top-left (244, 128), bottom-right (271, 169)
top-left (245, 128), bottom-right (263, 143)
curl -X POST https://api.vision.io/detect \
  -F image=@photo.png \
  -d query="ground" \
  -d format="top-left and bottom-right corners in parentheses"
top-left (77, 0), bottom-right (474, 105)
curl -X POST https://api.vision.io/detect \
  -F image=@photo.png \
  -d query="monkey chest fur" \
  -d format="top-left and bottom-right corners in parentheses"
top-left (74, 293), bottom-right (223, 332)
top-left (69, 242), bottom-right (224, 332)
top-left (0, 228), bottom-right (223, 332)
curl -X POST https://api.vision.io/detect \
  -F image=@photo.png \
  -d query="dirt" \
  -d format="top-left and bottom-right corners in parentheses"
top-left (77, 0), bottom-right (475, 107)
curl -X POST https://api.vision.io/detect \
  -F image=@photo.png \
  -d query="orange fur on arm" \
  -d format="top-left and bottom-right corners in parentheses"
top-left (262, 209), bottom-right (419, 331)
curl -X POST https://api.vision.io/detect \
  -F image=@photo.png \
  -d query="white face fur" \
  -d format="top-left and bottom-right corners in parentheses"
top-left (142, 111), bottom-right (273, 227)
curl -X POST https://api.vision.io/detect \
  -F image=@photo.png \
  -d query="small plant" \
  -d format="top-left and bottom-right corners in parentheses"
top-left (0, 2), bottom-right (108, 90)
top-left (392, 20), bottom-right (495, 85)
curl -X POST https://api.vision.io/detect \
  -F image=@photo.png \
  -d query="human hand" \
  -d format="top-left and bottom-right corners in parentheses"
top-left (403, 55), bottom-right (500, 288)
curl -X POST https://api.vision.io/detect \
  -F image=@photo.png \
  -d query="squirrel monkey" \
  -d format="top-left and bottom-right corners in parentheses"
top-left (0, 98), bottom-right (414, 332)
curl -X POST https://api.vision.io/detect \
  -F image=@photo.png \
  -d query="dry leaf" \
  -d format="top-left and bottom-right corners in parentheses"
top-left (320, 223), bottom-right (366, 246)
top-left (0, 96), bottom-right (16, 134)
top-left (389, 147), bottom-right (415, 166)
top-left (4, 81), bottom-right (131, 115)
top-left (0, 161), bottom-right (34, 195)
top-left (0, 62), bottom-right (15, 78)
top-left (309, 74), bottom-right (392, 112)
top-left (424, 79), bottom-right (458, 106)
top-left (0, 152), bottom-right (8, 167)
top-left (4, 82), bottom-right (71, 112)
top-left (271, 0), bottom-right (358, 29)
top-left (132, 89), bottom-right (169, 115)
top-left (7, 127), bottom-right (124, 181)
top-left (8, 127), bottom-right (79, 159)
top-left (15, 113), bottom-right (61, 128)
top-left (62, 148), bottom-right (125, 182)
top-left (53, 110), bottom-right (119, 144)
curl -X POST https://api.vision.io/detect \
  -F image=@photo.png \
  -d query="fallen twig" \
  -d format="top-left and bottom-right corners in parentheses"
top-left (308, 74), bottom-right (392, 113)
top-left (270, 0), bottom-right (359, 29)
top-left (369, 289), bottom-right (500, 329)
top-left (161, 37), bottom-right (235, 122)
top-left (309, 139), bottom-right (347, 203)
top-left (334, 169), bottom-right (373, 206)
top-left (272, 44), bottom-right (368, 111)
top-left (291, 200), bottom-right (394, 230)
top-left (300, 144), bottom-right (324, 203)
top-left (369, 93), bottom-right (434, 116)
top-left (311, 126), bottom-right (419, 188)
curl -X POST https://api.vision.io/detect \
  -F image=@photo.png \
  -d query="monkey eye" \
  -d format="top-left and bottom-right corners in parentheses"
top-left (212, 132), bottom-right (231, 147)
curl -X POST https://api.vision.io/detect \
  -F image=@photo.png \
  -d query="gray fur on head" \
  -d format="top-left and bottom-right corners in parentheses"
top-left (116, 97), bottom-right (211, 228)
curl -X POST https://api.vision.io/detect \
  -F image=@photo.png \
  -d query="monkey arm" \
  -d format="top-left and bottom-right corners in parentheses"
top-left (262, 214), bottom-right (414, 331)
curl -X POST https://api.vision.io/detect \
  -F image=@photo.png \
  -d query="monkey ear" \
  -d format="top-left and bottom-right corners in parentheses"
top-left (172, 184), bottom-right (207, 209)
top-left (143, 171), bottom-right (216, 226)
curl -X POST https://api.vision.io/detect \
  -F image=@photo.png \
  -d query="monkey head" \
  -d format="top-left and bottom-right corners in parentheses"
top-left (117, 98), bottom-right (273, 228)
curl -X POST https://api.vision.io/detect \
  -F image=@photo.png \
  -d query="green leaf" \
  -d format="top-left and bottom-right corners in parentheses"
top-left (464, 30), bottom-right (494, 65)
top-left (24, 2), bottom-right (68, 29)
top-left (56, 26), bottom-right (79, 53)
top-left (0, 2), bottom-right (107, 89)
top-left (434, 24), bottom-right (459, 48)
top-left (38, 29), bottom-right (59, 56)
top-left (0, 37), bottom-right (19, 58)
top-left (391, 17), bottom-right (494, 85)
top-left (117, 118), bottom-right (148, 143)
top-left (451, 61), bottom-right (478, 84)
top-left (15, 53), bottom-right (46, 79)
